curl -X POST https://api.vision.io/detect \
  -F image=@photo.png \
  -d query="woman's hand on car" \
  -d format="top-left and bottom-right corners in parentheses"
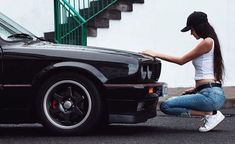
top-left (140, 49), bottom-right (158, 58)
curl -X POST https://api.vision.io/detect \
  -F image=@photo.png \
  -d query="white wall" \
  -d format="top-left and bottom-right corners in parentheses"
top-left (1, 0), bottom-right (234, 87)
top-left (0, 0), bottom-right (54, 36)
top-left (88, 0), bottom-right (235, 87)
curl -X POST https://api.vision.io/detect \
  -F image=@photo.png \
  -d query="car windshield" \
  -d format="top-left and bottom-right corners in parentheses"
top-left (0, 12), bottom-right (37, 42)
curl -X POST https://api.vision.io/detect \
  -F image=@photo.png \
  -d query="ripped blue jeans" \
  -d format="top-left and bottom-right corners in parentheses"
top-left (160, 87), bottom-right (225, 117)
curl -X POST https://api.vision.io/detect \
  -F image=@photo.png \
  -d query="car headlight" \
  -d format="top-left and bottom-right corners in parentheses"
top-left (146, 65), bottom-right (152, 79)
top-left (141, 65), bottom-right (147, 80)
top-left (162, 83), bottom-right (168, 97)
top-left (141, 65), bottom-right (152, 80)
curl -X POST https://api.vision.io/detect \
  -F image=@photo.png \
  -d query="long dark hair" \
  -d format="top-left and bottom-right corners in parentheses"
top-left (194, 22), bottom-right (225, 83)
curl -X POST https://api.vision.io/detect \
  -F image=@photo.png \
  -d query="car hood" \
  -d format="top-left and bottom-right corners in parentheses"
top-left (4, 41), bottom-right (157, 63)
top-left (37, 42), bottom-right (150, 61)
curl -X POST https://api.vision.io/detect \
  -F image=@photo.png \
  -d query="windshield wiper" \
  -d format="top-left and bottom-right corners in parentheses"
top-left (8, 33), bottom-right (33, 40)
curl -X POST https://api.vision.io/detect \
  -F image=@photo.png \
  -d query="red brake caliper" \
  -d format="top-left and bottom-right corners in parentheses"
top-left (51, 100), bottom-right (57, 109)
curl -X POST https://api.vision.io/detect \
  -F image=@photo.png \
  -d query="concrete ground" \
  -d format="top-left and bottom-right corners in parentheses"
top-left (159, 86), bottom-right (235, 108)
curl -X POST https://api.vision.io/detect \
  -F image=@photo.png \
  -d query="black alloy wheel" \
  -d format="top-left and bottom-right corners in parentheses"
top-left (37, 73), bottom-right (102, 135)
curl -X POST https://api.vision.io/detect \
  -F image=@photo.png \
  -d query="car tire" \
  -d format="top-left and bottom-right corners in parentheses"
top-left (37, 73), bottom-right (102, 135)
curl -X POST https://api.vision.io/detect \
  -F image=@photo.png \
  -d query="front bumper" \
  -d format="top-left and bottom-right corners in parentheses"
top-left (104, 82), bottom-right (167, 123)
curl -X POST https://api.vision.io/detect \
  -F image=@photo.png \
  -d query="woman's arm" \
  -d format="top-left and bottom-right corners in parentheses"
top-left (141, 38), bottom-right (213, 65)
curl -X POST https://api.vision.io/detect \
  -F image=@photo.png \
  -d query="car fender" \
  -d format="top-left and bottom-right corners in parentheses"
top-left (32, 61), bottom-right (108, 87)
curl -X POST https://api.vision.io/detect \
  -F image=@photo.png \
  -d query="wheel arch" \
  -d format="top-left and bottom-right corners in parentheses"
top-left (32, 62), bottom-right (107, 99)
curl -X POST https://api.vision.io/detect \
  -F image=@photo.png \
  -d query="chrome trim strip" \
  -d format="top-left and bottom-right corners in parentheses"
top-left (104, 82), bottom-right (166, 89)
top-left (3, 84), bottom-right (32, 87)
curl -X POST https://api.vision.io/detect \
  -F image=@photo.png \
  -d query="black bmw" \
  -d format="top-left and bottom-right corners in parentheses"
top-left (0, 12), bottom-right (167, 135)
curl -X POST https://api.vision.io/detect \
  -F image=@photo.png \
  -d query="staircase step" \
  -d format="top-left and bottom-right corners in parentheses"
top-left (44, 31), bottom-right (55, 42)
top-left (109, 1), bottom-right (133, 12)
top-left (79, 0), bottom-right (120, 20)
top-left (119, 0), bottom-right (144, 4)
top-left (98, 9), bottom-right (121, 20)
top-left (88, 18), bottom-right (109, 28)
top-left (87, 27), bottom-right (97, 37)
top-left (80, 7), bottom-right (99, 20)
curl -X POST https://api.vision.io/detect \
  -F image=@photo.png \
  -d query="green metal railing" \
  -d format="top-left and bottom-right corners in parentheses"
top-left (54, 0), bottom-right (117, 46)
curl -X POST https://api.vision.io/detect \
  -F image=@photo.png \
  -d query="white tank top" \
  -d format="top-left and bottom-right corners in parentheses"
top-left (192, 39), bottom-right (215, 80)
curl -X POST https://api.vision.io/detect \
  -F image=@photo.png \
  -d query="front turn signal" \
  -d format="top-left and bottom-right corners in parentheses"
top-left (148, 87), bottom-right (154, 94)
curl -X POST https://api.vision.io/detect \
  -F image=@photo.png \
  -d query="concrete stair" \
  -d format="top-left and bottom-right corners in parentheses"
top-left (44, 0), bottom-right (144, 42)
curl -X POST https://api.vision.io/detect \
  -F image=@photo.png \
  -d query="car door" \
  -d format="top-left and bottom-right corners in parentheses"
top-left (0, 42), bottom-right (3, 108)
top-left (1, 44), bottom-right (35, 109)
top-left (0, 43), bottom-right (3, 97)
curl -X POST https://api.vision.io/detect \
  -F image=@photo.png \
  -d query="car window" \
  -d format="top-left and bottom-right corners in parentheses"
top-left (0, 12), bottom-right (36, 42)
top-left (0, 23), bottom-right (15, 41)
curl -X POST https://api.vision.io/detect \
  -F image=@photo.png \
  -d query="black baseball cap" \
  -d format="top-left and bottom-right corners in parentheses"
top-left (181, 11), bottom-right (208, 32)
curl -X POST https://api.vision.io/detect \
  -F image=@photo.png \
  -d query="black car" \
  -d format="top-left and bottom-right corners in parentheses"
top-left (0, 12), bottom-right (167, 135)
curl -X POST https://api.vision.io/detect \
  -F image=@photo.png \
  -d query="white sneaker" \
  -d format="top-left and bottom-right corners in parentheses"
top-left (199, 111), bottom-right (225, 132)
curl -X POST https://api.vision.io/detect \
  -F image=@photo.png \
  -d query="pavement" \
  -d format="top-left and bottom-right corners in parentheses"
top-left (159, 86), bottom-right (235, 109)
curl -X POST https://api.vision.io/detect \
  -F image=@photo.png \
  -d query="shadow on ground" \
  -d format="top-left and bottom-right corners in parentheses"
top-left (0, 123), bottom-right (225, 137)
